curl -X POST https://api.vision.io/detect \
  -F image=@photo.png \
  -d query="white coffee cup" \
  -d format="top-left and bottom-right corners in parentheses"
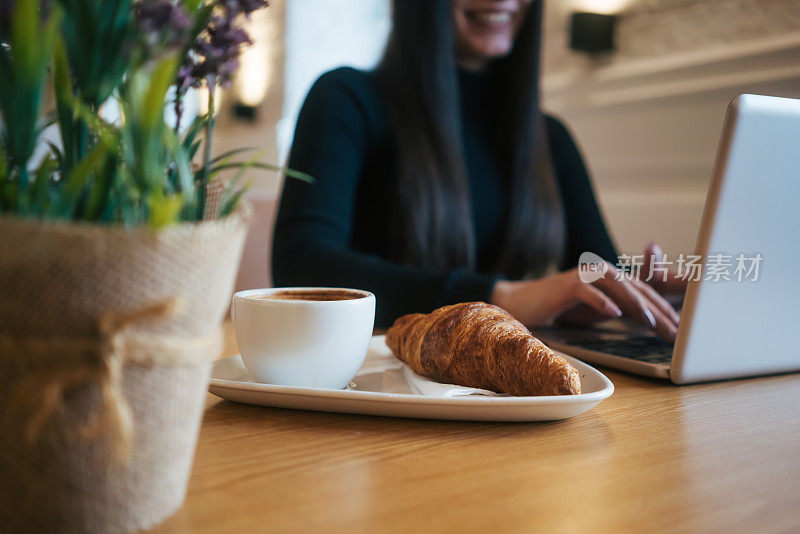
top-left (232, 287), bottom-right (376, 389)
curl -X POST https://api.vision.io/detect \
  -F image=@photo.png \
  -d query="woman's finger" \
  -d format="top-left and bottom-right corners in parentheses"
top-left (593, 265), bottom-right (657, 329)
top-left (632, 278), bottom-right (681, 325)
top-left (571, 281), bottom-right (623, 319)
top-left (612, 275), bottom-right (678, 341)
top-left (638, 292), bottom-right (678, 342)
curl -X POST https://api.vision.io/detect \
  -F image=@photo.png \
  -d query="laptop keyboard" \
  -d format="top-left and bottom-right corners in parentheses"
top-left (568, 337), bottom-right (674, 365)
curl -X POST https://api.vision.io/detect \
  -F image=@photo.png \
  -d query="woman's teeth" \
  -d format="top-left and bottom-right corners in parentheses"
top-left (472, 12), bottom-right (513, 25)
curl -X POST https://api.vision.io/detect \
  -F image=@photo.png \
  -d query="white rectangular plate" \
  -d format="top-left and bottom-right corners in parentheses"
top-left (209, 335), bottom-right (614, 421)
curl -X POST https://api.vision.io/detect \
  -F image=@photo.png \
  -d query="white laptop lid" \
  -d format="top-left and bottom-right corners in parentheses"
top-left (671, 95), bottom-right (800, 384)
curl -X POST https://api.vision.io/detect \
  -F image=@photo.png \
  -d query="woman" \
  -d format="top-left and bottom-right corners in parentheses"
top-left (273, 0), bottom-right (683, 339)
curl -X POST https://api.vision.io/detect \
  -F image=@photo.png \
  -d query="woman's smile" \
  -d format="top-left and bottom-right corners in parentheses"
top-left (465, 8), bottom-right (515, 28)
top-left (453, 0), bottom-right (532, 70)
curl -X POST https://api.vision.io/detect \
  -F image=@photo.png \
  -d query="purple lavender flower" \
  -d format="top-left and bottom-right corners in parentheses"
top-left (200, 15), bottom-right (251, 86)
top-left (171, 0), bottom-right (269, 128)
top-left (224, 0), bottom-right (269, 17)
top-left (176, 0), bottom-right (268, 90)
top-left (136, 0), bottom-right (191, 49)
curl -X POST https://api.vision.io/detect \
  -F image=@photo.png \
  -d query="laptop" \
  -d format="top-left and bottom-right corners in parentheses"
top-left (538, 94), bottom-right (800, 384)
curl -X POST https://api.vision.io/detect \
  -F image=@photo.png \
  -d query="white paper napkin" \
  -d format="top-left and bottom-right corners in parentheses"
top-left (401, 365), bottom-right (501, 397)
top-left (361, 335), bottom-right (503, 397)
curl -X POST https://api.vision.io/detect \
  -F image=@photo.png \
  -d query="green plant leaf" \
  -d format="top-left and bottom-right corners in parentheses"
top-left (209, 161), bottom-right (314, 183)
top-left (83, 152), bottom-right (119, 221)
top-left (163, 127), bottom-right (193, 195)
top-left (209, 147), bottom-right (259, 165)
top-left (53, 37), bottom-right (76, 172)
top-left (59, 0), bottom-right (134, 106)
top-left (142, 56), bottom-right (179, 131)
top-left (148, 191), bottom-right (182, 228)
top-left (28, 155), bottom-right (58, 215)
top-left (11, 0), bottom-right (39, 82)
top-left (219, 181), bottom-right (251, 218)
top-left (188, 139), bottom-right (203, 160)
top-left (48, 141), bottom-right (109, 218)
top-left (0, 144), bottom-right (7, 181)
top-left (181, 115), bottom-right (206, 147)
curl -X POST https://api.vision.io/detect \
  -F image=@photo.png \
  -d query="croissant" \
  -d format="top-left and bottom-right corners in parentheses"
top-left (386, 302), bottom-right (581, 396)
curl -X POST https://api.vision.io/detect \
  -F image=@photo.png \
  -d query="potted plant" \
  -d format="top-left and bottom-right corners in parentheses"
top-left (0, 1), bottom-right (306, 531)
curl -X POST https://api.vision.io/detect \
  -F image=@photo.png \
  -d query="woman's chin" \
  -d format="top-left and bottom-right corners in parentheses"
top-left (458, 41), bottom-right (515, 67)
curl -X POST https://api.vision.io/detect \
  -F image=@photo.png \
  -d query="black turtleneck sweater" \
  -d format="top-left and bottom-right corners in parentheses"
top-left (272, 67), bottom-right (617, 327)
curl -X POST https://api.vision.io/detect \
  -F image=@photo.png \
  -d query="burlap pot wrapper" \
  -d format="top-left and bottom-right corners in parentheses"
top-left (0, 204), bottom-right (250, 533)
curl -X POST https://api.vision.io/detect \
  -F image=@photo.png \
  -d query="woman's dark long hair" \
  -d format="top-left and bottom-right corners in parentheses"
top-left (375, 0), bottom-right (564, 277)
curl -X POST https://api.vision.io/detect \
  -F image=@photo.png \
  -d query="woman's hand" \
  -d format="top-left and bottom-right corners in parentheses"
top-left (490, 263), bottom-right (680, 342)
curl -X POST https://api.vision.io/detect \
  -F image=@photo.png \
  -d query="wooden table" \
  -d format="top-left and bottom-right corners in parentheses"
top-left (150, 322), bottom-right (800, 533)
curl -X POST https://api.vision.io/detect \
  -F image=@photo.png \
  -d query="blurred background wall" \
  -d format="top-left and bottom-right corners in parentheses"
top-left (220, 0), bottom-right (800, 290)
top-left (542, 0), bottom-right (800, 259)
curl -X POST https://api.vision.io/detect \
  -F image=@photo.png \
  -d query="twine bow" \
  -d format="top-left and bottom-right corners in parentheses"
top-left (0, 298), bottom-right (221, 462)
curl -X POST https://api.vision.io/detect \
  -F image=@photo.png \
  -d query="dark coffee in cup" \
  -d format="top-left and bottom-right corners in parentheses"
top-left (254, 289), bottom-right (366, 302)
